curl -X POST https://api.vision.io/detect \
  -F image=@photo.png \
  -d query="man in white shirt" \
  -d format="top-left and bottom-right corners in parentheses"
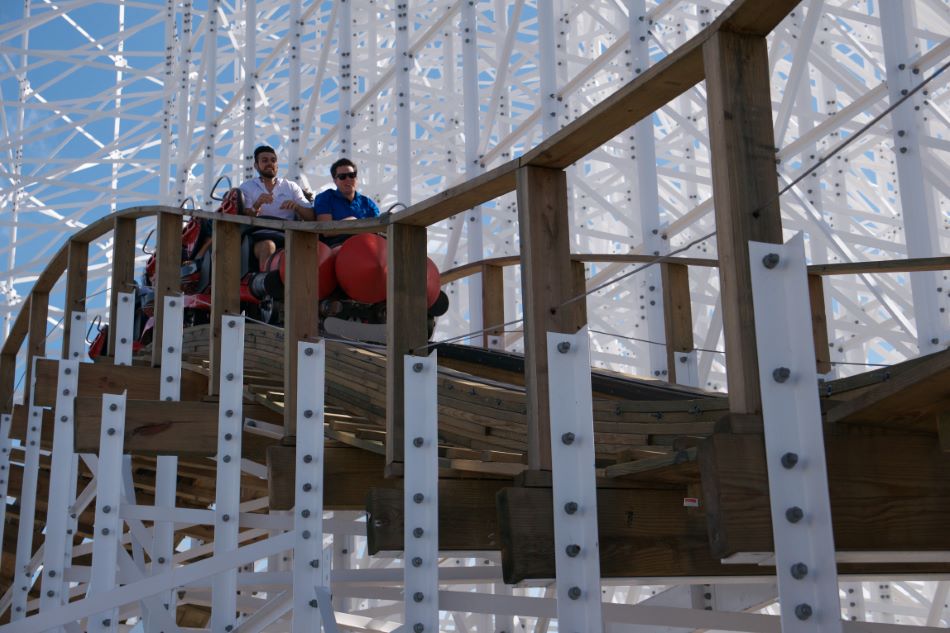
top-left (239, 145), bottom-right (314, 265)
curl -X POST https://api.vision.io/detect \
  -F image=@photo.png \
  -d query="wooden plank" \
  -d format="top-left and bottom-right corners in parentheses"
top-left (703, 30), bottom-right (783, 414)
top-left (660, 262), bottom-right (693, 383)
top-left (1, 294), bottom-right (30, 357)
top-left (385, 222), bottom-right (429, 468)
top-left (152, 211), bottom-right (183, 366)
top-left (267, 445), bottom-right (397, 510)
top-left (32, 358), bottom-right (207, 407)
top-left (283, 229), bottom-right (321, 439)
top-left (210, 219), bottom-right (241, 396)
top-left (496, 485), bottom-right (764, 582)
top-left (699, 432), bottom-right (950, 558)
top-left (481, 263), bottom-right (505, 348)
top-left (62, 240), bottom-right (89, 359)
top-left (808, 256), bottom-right (950, 276)
top-left (0, 353), bottom-right (15, 414)
top-left (73, 398), bottom-right (279, 460)
top-left (24, 291), bottom-right (49, 408)
top-left (396, 161), bottom-right (519, 228)
top-left (517, 165), bottom-right (583, 471)
top-left (365, 481), bottom-right (507, 553)
top-left (109, 216), bottom-right (137, 356)
top-left (939, 411), bottom-right (950, 453)
top-left (808, 273), bottom-right (832, 374)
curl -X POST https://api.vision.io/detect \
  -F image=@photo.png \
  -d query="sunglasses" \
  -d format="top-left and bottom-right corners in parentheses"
top-left (335, 172), bottom-right (358, 180)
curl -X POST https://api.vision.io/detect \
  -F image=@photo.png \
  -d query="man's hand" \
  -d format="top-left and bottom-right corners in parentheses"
top-left (252, 193), bottom-right (274, 215)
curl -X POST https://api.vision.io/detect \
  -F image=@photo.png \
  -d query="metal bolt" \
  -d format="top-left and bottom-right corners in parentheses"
top-left (302, 509), bottom-right (311, 518)
top-left (795, 603), bottom-right (813, 620)
top-left (305, 347), bottom-right (314, 356)
top-left (304, 409), bottom-right (313, 418)
top-left (790, 562), bottom-right (809, 579)
top-left (166, 375), bottom-right (173, 382)
top-left (224, 433), bottom-right (232, 440)
top-left (226, 372), bottom-right (234, 381)
top-left (167, 346), bottom-right (175, 353)
top-left (158, 557), bottom-right (166, 564)
top-left (109, 403), bottom-right (118, 411)
top-left (60, 415), bottom-right (68, 422)
top-left (228, 320), bottom-right (236, 328)
top-left (107, 428), bottom-right (116, 436)
top-left (414, 624), bottom-right (424, 633)
top-left (47, 590), bottom-right (54, 597)
top-left (413, 591), bottom-right (424, 602)
top-left (225, 626), bottom-right (233, 632)
top-left (412, 362), bottom-right (424, 373)
top-left (413, 436), bottom-right (424, 447)
top-left (786, 506), bottom-right (804, 523)
top-left (303, 483), bottom-right (312, 491)
top-left (564, 501), bottom-right (578, 515)
top-left (169, 300), bottom-right (176, 307)
top-left (413, 527), bottom-right (424, 538)
top-left (303, 454), bottom-right (313, 463)
top-left (412, 556), bottom-right (423, 567)
top-left (781, 452), bottom-right (799, 468)
top-left (565, 544), bottom-right (581, 557)
top-left (561, 432), bottom-right (575, 445)
top-left (48, 570), bottom-right (56, 577)
top-left (772, 367), bottom-right (791, 383)
top-left (310, 559), bottom-right (320, 568)
top-left (557, 341), bottom-right (571, 353)
top-left (303, 530), bottom-right (311, 539)
top-left (222, 514), bottom-right (230, 522)
top-left (223, 455), bottom-right (231, 463)
top-left (762, 253), bottom-right (780, 269)
top-left (225, 410), bottom-right (233, 417)
top-left (120, 337), bottom-right (128, 344)
top-left (413, 492), bottom-right (424, 503)
top-left (102, 528), bottom-right (110, 535)
top-left (103, 619), bottom-right (112, 626)
top-left (64, 367), bottom-right (72, 375)
top-left (63, 389), bottom-right (70, 396)
top-left (568, 586), bottom-right (582, 600)
top-left (103, 505), bottom-right (111, 513)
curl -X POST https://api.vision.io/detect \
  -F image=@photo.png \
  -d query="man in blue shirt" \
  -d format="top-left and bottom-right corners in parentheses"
top-left (313, 158), bottom-right (380, 222)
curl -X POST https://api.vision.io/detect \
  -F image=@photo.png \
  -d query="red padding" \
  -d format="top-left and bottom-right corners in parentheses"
top-left (426, 257), bottom-right (441, 308)
top-left (335, 234), bottom-right (388, 304)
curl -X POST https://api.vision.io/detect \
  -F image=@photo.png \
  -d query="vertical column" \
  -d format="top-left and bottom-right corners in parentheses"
top-left (11, 406), bottom-right (43, 620)
top-left (537, 0), bottom-right (558, 139)
top-left (628, 0), bottom-right (668, 378)
top-left (0, 352), bottom-right (15, 413)
top-left (244, 0), bottom-right (257, 181)
top-left (152, 211), bottom-right (181, 367)
top-left (39, 359), bottom-right (78, 616)
top-left (109, 216), bottom-right (136, 357)
top-left (113, 292), bottom-right (135, 367)
top-left (403, 351), bottom-right (439, 633)
top-left (24, 292), bottom-right (49, 406)
top-left (159, 0), bottom-right (175, 202)
top-left (703, 30), bottom-right (784, 414)
top-left (293, 340), bottom-right (327, 632)
top-left (338, 0), bottom-right (353, 156)
top-left (660, 263), bottom-right (697, 386)
top-left (63, 240), bottom-right (89, 359)
top-left (286, 0), bottom-right (303, 180)
top-left (210, 219), bottom-right (241, 395)
top-left (203, 0), bottom-right (219, 202)
top-left (481, 263), bottom-right (504, 349)
top-left (175, 0), bottom-right (194, 204)
top-left (395, 0), bottom-right (412, 203)
top-left (547, 327), bottom-right (603, 631)
top-left (0, 414), bottom-right (11, 570)
top-left (517, 166), bottom-right (583, 471)
top-left (88, 393), bottom-right (128, 633)
top-left (807, 274), bottom-right (832, 375)
top-left (211, 315), bottom-right (245, 633)
top-left (749, 234), bottom-right (841, 633)
top-left (283, 229), bottom-right (321, 439)
top-left (879, 0), bottom-right (946, 354)
top-left (386, 223), bottom-right (429, 467)
top-left (462, 0), bottom-right (484, 336)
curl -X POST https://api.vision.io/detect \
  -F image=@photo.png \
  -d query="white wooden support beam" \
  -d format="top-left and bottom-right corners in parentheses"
top-left (40, 359), bottom-right (80, 616)
top-left (547, 327), bottom-right (604, 633)
top-left (113, 292), bottom-right (135, 367)
top-left (66, 311), bottom-right (88, 362)
top-left (403, 351), bottom-right (439, 633)
top-left (212, 315), bottom-right (246, 633)
top-left (749, 233), bottom-right (842, 632)
top-left (88, 392), bottom-right (128, 633)
top-left (12, 405), bottom-right (45, 620)
top-left (292, 339), bottom-right (329, 632)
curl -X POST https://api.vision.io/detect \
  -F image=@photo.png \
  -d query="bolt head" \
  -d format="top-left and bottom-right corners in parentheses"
top-left (414, 624), bottom-right (424, 633)
top-left (568, 586), bottom-right (582, 600)
top-left (786, 506), bottom-right (804, 523)
top-left (781, 452), bottom-right (799, 469)
top-left (772, 367), bottom-right (791, 383)
top-left (413, 436), bottom-right (424, 448)
top-left (561, 432), bottom-right (575, 445)
top-left (413, 527), bottom-right (424, 538)
top-left (109, 403), bottom-right (118, 411)
top-left (412, 362), bottom-right (424, 372)
top-left (305, 347), bottom-right (314, 356)
top-left (762, 253), bottom-right (780, 269)
top-left (790, 562), bottom-right (809, 579)
top-left (564, 501), bottom-right (578, 515)
top-left (412, 556), bottom-right (423, 567)
top-left (557, 341), bottom-right (571, 353)
top-left (413, 591), bottom-right (424, 602)
top-left (565, 543), bottom-right (581, 557)
top-left (309, 599), bottom-right (319, 608)
top-left (795, 603), bottom-right (813, 620)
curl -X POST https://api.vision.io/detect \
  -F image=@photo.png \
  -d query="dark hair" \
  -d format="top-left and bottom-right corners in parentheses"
top-left (331, 157), bottom-right (356, 178)
top-left (254, 145), bottom-right (277, 162)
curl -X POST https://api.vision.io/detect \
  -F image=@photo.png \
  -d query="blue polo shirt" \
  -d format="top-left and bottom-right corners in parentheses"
top-left (313, 189), bottom-right (380, 221)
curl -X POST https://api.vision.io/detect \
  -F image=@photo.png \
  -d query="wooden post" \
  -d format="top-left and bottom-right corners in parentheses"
top-left (0, 352), bottom-right (16, 413)
top-left (703, 30), bottom-right (783, 414)
top-left (517, 165), bottom-right (585, 471)
top-left (210, 220), bottom-right (242, 395)
top-left (283, 229), bottom-right (321, 441)
top-left (109, 216), bottom-right (137, 356)
top-left (62, 240), bottom-right (89, 358)
top-left (24, 292), bottom-right (49, 407)
top-left (660, 263), bottom-right (693, 383)
top-left (808, 273), bottom-right (832, 375)
top-left (481, 263), bottom-right (505, 348)
top-left (152, 211), bottom-right (182, 367)
top-left (386, 222), bottom-right (429, 468)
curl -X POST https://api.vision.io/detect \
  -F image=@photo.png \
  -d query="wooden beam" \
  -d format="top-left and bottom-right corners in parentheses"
top-left (517, 166), bottom-right (584, 471)
top-left (0, 353), bottom-right (16, 415)
top-left (152, 211), bottom-right (183, 367)
top-left (496, 485), bottom-right (763, 582)
top-left (210, 219), bottom-right (241, 396)
top-left (62, 240), bottom-right (89, 359)
top-left (283, 229), bottom-right (321, 440)
top-left (481, 263), bottom-right (505, 348)
top-left (661, 262), bottom-right (693, 383)
top-left (32, 358), bottom-right (208, 407)
top-left (24, 291), bottom-right (49, 408)
top-left (703, 30), bottom-right (783, 414)
top-left (699, 432), bottom-right (950, 558)
top-left (267, 445), bottom-right (396, 510)
top-left (385, 223), bottom-right (429, 469)
top-left (365, 481), bottom-right (507, 554)
top-left (808, 273), bottom-right (832, 375)
top-left (109, 216), bottom-right (137, 356)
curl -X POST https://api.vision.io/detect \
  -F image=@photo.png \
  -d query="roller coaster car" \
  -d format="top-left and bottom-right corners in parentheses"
top-left (88, 179), bottom-right (448, 357)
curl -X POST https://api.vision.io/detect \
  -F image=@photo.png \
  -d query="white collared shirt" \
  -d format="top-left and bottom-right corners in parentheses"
top-left (239, 177), bottom-right (309, 220)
